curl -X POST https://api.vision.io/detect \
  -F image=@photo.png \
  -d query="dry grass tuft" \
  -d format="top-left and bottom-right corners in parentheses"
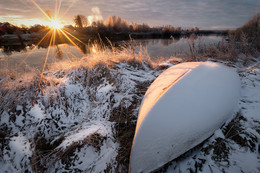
top-left (31, 132), bottom-right (107, 172)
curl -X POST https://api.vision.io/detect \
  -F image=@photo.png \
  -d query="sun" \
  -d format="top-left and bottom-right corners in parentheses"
top-left (27, 0), bottom-right (89, 105)
top-left (50, 18), bottom-right (62, 29)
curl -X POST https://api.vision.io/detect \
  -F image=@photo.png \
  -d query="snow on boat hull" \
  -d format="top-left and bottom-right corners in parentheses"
top-left (130, 62), bottom-right (241, 173)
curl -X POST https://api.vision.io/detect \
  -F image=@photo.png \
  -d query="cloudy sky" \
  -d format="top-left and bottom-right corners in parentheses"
top-left (0, 0), bottom-right (259, 29)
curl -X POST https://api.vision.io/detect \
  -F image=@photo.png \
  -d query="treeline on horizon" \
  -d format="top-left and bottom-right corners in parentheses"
top-left (0, 15), bottom-right (228, 38)
top-left (1, 11), bottom-right (259, 45)
top-left (71, 15), bottom-right (218, 40)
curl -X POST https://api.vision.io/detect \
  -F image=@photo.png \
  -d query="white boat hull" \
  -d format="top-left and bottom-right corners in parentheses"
top-left (130, 62), bottom-right (241, 173)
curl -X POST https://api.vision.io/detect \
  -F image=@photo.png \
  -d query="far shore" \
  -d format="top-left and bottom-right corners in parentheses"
top-left (0, 29), bottom-right (228, 46)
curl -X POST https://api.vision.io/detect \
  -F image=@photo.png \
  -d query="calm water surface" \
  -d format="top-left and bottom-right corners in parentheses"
top-left (0, 36), bottom-right (224, 72)
top-left (120, 35), bottom-right (224, 59)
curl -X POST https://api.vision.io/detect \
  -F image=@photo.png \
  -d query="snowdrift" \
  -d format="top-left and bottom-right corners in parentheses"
top-left (130, 62), bottom-right (241, 173)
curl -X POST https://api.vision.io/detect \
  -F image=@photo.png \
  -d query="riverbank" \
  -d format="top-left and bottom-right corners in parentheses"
top-left (0, 28), bottom-right (228, 46)
top-left (0, 44), bottom-right (259, 172)
top-left (0, 35), bottom-right (225, 74)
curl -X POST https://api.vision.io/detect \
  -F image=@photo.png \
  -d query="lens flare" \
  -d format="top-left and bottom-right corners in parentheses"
top-left (50, 18), bottom-right (62, 29)
top-left (28, 0), bottom-right (88, 106)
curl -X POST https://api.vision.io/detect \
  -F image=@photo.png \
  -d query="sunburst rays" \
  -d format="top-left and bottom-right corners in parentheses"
top-left (27, 0), bottom-right (88, 105)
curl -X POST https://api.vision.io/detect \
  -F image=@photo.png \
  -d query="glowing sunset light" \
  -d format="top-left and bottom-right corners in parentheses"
top-left (1, 0), bottom-right (259, 29)
top-left (50, 18), bottom-right (63, 29)
top-left (23, 0), bottom-right (88, 105)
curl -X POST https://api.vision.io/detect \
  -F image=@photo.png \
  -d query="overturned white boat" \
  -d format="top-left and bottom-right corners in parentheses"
top-left (129, 62), bottom-right (241, 173)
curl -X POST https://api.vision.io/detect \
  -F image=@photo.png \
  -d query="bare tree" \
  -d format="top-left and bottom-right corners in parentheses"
top-left (105, 16), bottom-right (129, 31)
top-left (74, 15), bottom-right (87, 28)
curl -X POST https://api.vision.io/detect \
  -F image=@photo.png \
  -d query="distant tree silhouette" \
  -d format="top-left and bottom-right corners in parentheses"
top-left (28, 24), bottom-right (47, 33)
top-left (105, 16), bottom-right (129, 31)
top-left (74, 15), bottom-right (87, 28)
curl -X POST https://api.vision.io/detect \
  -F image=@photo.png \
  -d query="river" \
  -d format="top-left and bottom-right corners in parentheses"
top-left (0, 35), bottom-right (224, 73)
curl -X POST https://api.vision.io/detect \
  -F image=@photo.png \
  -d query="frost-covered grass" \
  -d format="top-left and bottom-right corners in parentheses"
top-left (0, 46), bottom-right (162, 172)
top-left (0, 42), bottom-right (260, 172)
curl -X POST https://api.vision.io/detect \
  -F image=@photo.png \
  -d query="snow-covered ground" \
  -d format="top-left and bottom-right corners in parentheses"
top-left (0, 56), bottom-right (259, 172)
top-left (0, 59), bottom-right (158, 172)
top-left (164, 60), bottom-right (260, 173)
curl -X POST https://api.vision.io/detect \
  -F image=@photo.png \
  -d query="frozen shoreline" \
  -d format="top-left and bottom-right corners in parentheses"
top-left (0, 57), bottom-right (259, 172)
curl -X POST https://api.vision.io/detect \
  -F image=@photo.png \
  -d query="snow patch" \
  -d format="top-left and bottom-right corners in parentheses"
top-left (59, 122), bottom-right (109, 149)
top-left (28, 104), bottom-right (46, 121)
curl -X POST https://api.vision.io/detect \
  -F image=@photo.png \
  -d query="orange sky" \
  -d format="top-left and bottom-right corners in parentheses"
top-left (0, 0), bottom-right (259, 29)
